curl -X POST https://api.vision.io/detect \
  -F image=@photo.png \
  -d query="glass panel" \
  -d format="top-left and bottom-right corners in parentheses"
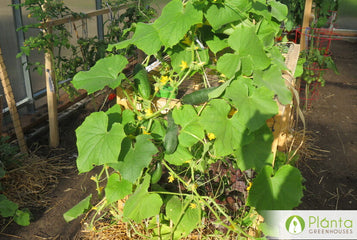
top-left (0, 2), bottom-right (27, 107)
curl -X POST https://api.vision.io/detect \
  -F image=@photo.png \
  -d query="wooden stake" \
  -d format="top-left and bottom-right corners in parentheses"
top-left (44, 26), bottom-right (59, 148)
top-left (0, 45), bottom-right (28, 153)
top-left (300, 0), bottom-right (313, 51)
top-left (41, 0), bottom-right (59, 148)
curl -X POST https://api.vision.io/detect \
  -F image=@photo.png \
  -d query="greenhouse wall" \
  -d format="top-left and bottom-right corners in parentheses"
top-left (336, 0), bottom-right (357, 30)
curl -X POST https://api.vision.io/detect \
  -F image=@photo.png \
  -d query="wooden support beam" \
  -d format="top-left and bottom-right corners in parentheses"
top-left (300, 0), bottom-right (313, 51)
top-left (0, 45), bottom-right (28, 153)
top-left (42, 4), bottom-right (131, 28)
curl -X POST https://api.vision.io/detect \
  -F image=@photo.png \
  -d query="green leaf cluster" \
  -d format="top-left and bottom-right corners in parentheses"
top-left (66, 0), bottom-right (304, 238)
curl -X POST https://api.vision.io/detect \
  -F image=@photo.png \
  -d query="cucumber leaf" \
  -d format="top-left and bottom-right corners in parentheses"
top-left (117, 135), bottom-right (158, 183)
top-left (154, 0), bottom-right (202, 48)
top-left (247, 165), bottom-right (303, 211)
top-left (105, 173), bottom-right (132, 204)
top-left (225, 80), bottom-right (278, 132)
top-left (72, 55), bottom-right (128, 94)
top-left (63, 194), bottom-right (92, 222)
top-left (172, 105), bottom-right (204, 147)
top-left (76, 112), bottom-right (126, 173)
top-left (123, 175), bottom-right (162, 222)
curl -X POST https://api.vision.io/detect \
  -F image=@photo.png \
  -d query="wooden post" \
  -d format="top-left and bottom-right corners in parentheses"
top-left (41, 0), bottom-right (59, 148)
top-left (300, 0), bottom-right (313, 51)
top-left (44, 26), bottom-right (59, 148)
top-left (0, 45), bottom-right (28, 153)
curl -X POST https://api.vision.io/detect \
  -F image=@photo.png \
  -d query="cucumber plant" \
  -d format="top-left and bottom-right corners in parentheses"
top-left (66, 0), bottom-right (304, 238)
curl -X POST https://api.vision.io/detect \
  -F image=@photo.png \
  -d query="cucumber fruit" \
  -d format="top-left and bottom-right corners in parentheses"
top-left (151, 162), bottom-right (163, 184)
top-left (164, 111), bottom-right (178, 154)
top-left (133, 64), bottom-right (151, 100)
top-left (182, 87), bottom-right (217, 105)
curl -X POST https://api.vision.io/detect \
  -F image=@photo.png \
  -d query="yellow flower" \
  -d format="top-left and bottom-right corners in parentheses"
top-left (180, 60), bottom-right (188, 71)
top-left (143, 130), bottom-right (151, 135)
top-left (160, 75), bottom-right (170, 85)
top-left (27, 14), bottom-right (32, 18)
top-left (90, 176), bottom-right (96, 181)
top-left (246, 182), bottom-right (253, 191)
top-left (188, 183), bottom-right (198, 192)
top-left (190, 203), bottom-right (197, 209)
top-left (182, 35), bottom-right (192, 46)
top-left (137, 116), bottom-right (143, 120)
top-left (184, 159), bottom-right (191, 164)
top-left (145, 108), bottom-right (153, 117)
top-left (207, 132), bottom-right (216, 140)
top-left (168, 173), bottom-right (175, 183)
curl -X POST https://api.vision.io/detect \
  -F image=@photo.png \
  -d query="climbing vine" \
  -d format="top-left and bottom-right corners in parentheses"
top-left (66, 0), bottom-right (304, 238)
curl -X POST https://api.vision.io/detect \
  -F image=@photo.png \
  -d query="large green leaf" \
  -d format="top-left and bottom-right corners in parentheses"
top-left (72, 55), bottom-right (128, 94)
top-left (205, 0), bottom-right (250, 30)
top-left (200, 99), bottom-right (252, 157)
top-left (234, 125), bottom-right (274, 171)
top-left (106, 104), bottom-right (122, 131)
top-left (247, 165), bottom-right (303, 211)
top-left (154, 0), bottom-right (202, 48)
top-left (0, 194), bottom-right (18, 218)
top-left (206, 35), bottom-right (228, 54)
top-left (172, 105), bottom-right (204, 147)
top-left (130, 23), bottom-right (162, 55)
top-left (123, 175), bottom-right (162, 222)
top-left (166, 196), bottom-right (201, 237)
top-left (270, 0), bottom-right (288, 21)
top-left (256, 20), bottom-right (280, 48)
top-left (117, 135), bottom-right (158, 183)
top-left (63, 194), bottom-right (92, 222)
top-left (253, 65), bottom-right (292, 105)
top-left (76, 112), bottom-right (126, 173)
top-left (217, 53), bottom-right (241, 79)
top-left (228, 25), bottom-right (270, 70)
top-left (165, 145), bottom-right (193, 166)
top-left (250, 0), bottom-right (271, 19)
top-left (225, 79), bottom-right (278, 132)
top-left (105, 173), bottom-right (132, 204)
top-left (109, 23), bottom-right (162, 56)
top-left (268, 46), bottom-right (288, 71)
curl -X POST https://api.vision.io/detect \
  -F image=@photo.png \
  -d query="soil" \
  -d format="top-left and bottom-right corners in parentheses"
top-left (0, 40), bottom-right (356, 239)
top-left (297, 39), bottom-right (357, 210)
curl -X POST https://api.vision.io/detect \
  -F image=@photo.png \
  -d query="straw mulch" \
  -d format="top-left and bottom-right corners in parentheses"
top-left (0, 149), bottom-right (75, 209)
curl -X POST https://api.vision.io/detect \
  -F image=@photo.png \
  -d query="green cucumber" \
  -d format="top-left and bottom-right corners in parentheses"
top-left (164, 111), bottom-right (178, 154)
top-left (182, 87), bottom-right (218, 105)
top-left (133, 64), bottom-right (151, 99)
top-left (151, 162), bottom-right (163, 184)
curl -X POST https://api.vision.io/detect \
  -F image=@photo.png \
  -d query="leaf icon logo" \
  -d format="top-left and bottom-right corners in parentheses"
top-left (285, 215), bottom-right (305, 234)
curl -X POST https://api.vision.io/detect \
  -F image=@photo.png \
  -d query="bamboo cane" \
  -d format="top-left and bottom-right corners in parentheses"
top-left (0, 45), bottom-right (28, 153)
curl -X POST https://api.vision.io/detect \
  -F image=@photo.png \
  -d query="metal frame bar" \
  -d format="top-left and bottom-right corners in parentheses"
top-left (11, 0), bottom-right (34, 112)
top-left (96, 0), bottom-right (104, 41)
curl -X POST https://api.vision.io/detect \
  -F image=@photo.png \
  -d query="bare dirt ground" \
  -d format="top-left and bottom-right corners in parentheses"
top-left (0, 40), bottom-right (356, 239)
top-left (298, 40), bottom-right (357, 210)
